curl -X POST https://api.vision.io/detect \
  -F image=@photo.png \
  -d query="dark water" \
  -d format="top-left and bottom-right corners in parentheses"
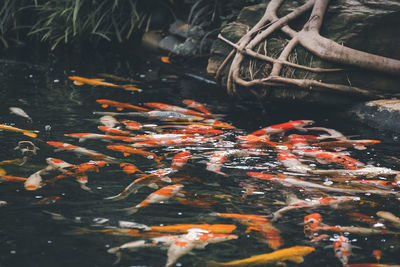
top-left (1, 48), bottom-right (400, 267)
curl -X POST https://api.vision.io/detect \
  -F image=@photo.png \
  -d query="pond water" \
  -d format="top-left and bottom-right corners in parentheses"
top-left (1, 47), bottom-right (400, 267)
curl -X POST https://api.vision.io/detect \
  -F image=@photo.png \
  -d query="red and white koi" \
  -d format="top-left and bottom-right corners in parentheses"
top-left (145, 102), bottom-right (206, 117)
top-left (119, 119), bottom-right (143, 130)
top-left (129, 133), bottom-right (197, 142)
top-left (206, 151), bottom-right (230, 176)
top-left (333, 235), bottom-right (352, 267)
top-left (303, 213), bottom-right (324, 238)
top-left (97, 126), bottom-right (132, 136)
top-left (272, 194), bottom-right (356, 221)
top-left (249, 120), bottom-right (315, 136)
top-left (65, 133), bottom-right (133, 142)
top-left (288, 134), bottom-right (316, 149)
top-left (45, 157), bottom-right (74, 172)
top-left (170, 124), bottom-right (224, 135)
top-left (293, 149), bottom-right (365, 170)
top-left (24, 170), bottom-right (43, 191)
top-left (124, 184), bottom-right (184, 214)
top-left (316, 139), bottom-right (381, 151)
top-left (277, 152), bottom-right (312, 174)
top-left (130, 136), bottom-right (216, 148)
top-left (182, 99), bottom-right (211, 115)
top-left (170, 151), bottom-right (191, 172)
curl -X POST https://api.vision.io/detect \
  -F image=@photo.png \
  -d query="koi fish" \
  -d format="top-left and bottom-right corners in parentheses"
top-left (310, 167), bottom-right (400, 178)
top-left (108, 235), bottom-right (181, 264)
top-left (310, 234), bottom-right (329, 243)
top-left (120, 163), bottom-right (143, 175)
top-left (249, 120), bottom-right (315, 136)
top-left (333, 235), bottom-right (352, 266)
top-left (202, 119), bottom-right (235, 129)
top-left (47, 141), bottom-right (115, 161)
top-left (293, 149), bottom-right (364, 170)
top-left (68, 76), bottom-right (141, 91)
top-left (316, 139), bottom-right (381, 151)
top-left (131, 137), bottom-right (215, 148)
top-left (236, 135), bottom-right (279, 149)
top-left (306, 126), bottom-right (347, 140)
top-left (351, 180), bottom-right (400, 190)
top-left (45, 158), bottom-right (74, 172)
top-left (129, 133), bottom-right (196, 142)
top-left (145, 102), bottom-right (206, 117)
top-left (166, 232), bottom-right (200, 267)
top-left (160, 56), bottom-right (171, 63)
top-left (277, 152), bottom-right (312, 174)
top-left (288, 134), bottom-right (316, 149)
top-left (149, 223), bottom-right (237, 234)
top-left (209, 246), bottom-right (315, 266)
top-left (182, 99), bottom-right (211, 115)
top-left (313, 225), bottom-right (400, 235)
top-left (9, 107), bottom-right (33, 122)
top-left (124, 184), bottom-right (184, 214)
top-left (46, 161), bottom-right (108, 184)
top-left (93, 110), bottom-right (205, 121)
top-left (104, 171), bottom-right (171, 201)
top-left (170, 151), bottom-right (191, 171)
top-left (246, 172), bottom-right (397, 196)
top-left (0, 200), bottom-right (7, 207)
top-left (65, 133), bottom-right (133, 142)
top-left (99, 115), bottom-right (118, 128)
top-left (303, 213), bottom-right (324, 238)
top-left (206, 151), bottom-right (229, 176)
top-left (271, 194), bottom-right (357, 221)
top-left (106, 145), bottom-right (162, 165)
top-left (372, 249), bottom-right (382, 262)
top-left (170, 124), bottom-right (224, 135)
top-left (0, 124), bottom-right (37, 138)
top-left (96, 99), bottom-right (149, 112)
top-left (34, 196), bottom-right (61, 205)
top-left (119, 119), bottom-right (143, 130)
top-left (97, 126), bottom-right (132, 136)
top-left (0, 175), bottom-right (28, 182)
top-left (212, 213), bottom-right (282, 249)
top-left (24, 170), bottom-right (43, 191)
top-left (376, 211), bottom-right (400, 228)
top-left (346, 212), bottom-right (377, 226)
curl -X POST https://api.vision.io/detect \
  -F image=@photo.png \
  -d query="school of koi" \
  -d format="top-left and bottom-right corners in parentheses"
top-left (1, 75), bottom-right (400, 266)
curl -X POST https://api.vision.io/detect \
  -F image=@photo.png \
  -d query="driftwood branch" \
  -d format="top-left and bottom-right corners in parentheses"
top-left (216, 0), bottom-right (400, 99)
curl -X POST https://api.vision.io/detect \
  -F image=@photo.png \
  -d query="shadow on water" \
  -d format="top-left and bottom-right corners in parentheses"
top-left (1, 44), bottom-right (400, 267)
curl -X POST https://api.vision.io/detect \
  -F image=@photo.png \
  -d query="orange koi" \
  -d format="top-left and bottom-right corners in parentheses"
top-left (131, 137), bottom-right (214, 148)
top-left (373, 249), bottom-right (382, 262)
top-left (0, 175), bottom-right (28, 182)
top-left (124, 184), bottom-right (184, 214)
top-left (106, 145), bottom-right (162, 165)
top-left (97, 126), bottom-right (132, 136)
top-left (96, 99), bottom-right (149, 112)
top-left (129, 133), bottom-right (196, 142)
top-left (161, 56), bottom-right (171, 64)
top-left (236, 135), bottom-right (279, 149)
top-left (212, 213), bottom-right (282, 249)
top-left (170, 124), bottom-right (224, 135)
top-left (68, 76), bottom-right (141, 91)
top-left (0, 124), bottom-right (38, 138)
top-left (310, 234), bottom-right (329, 243)
top-left (288, 134), bottom-right (317, 149)
top-left (119, 119), bottom-right (143, 130)
top-left (294, 149), bottom-right (365, 170)
top-left (346, 212), bottom-right (377, 226)
top-left (249, 120), bottom-right (315, 136)
top-left (46, 161), bottom-right (108, 184)
top-left (182, 99), bottom-right (211, 115)
top-left (209, 246), bottom-right (315, 266)
top-left (144, 102), bottom-right (206, 117)
top-left (120, 163), bottom-right (143, 175)
top-left (34, 196), bottom-right (61, 205)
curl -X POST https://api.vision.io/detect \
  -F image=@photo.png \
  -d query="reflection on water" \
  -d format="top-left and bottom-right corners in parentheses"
top-left (1, 51), bottom-right (400, 267)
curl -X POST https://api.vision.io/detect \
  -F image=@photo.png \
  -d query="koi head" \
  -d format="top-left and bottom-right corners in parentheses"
top-left (47, 141), bottom-right (78, 149)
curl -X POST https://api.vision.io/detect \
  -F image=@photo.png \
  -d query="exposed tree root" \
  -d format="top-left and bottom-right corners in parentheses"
top-left (215, 0), bottom-right (400, 99)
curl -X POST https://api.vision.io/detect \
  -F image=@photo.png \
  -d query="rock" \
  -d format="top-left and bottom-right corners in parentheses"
top-left (208, 1), bottom-right (400, 105)
top-left (348, 99), bottom-right (400, 133)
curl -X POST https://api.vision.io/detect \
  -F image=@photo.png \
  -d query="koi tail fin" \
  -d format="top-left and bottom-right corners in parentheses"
top-left (64, 227), bottom-right (92, 235)
top-left (107, 247), bottom-right (122, 265)
top-left (104, 192), bottom-right (125, 201)
top-left (23, 131), bottom-right (37, 138)
top-left (123, 207), bottom-right (139, 215)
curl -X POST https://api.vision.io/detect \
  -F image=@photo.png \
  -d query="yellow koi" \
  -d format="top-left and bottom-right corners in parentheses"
top-left (209, 246), bottom-right (315, 266)
top-left (0, 124), bottom-right (37, 138)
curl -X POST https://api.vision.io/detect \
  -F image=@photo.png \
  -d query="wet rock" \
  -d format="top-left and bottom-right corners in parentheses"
top-left (208, 1), bottom-right (400, 104)
top-left (348, 99), bottom-right (400, 133)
